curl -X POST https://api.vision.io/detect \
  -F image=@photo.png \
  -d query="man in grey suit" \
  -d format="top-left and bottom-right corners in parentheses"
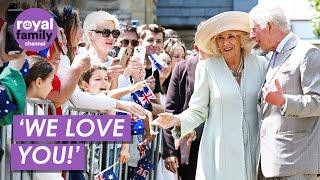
top-left (249, 4), bottom-right (320, 180)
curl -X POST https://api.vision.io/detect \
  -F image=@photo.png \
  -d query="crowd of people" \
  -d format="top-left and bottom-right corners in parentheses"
top-left (0, 1), bottom-right (320, 180)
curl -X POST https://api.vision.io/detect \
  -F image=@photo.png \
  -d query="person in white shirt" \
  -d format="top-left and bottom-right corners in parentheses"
top-left (25, 56), bottom-right (63, 180)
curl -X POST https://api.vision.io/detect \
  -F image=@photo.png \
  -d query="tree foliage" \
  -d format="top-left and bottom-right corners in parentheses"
top-left (310, 0), bottom-right (320, 37)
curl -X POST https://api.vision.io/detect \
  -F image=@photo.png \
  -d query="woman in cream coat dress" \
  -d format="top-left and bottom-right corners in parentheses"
top-left (152, 11), bottom-right (267, 180)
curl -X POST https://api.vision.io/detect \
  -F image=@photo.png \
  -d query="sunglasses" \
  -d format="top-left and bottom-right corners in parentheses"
top-left (91, 29), bottom-right (120, 38)
top-left (120, 39), bottom-right (139, 47)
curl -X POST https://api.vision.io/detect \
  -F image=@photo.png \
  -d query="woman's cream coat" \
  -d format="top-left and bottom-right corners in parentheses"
top-left (176, 54), bottom-right (267, 180)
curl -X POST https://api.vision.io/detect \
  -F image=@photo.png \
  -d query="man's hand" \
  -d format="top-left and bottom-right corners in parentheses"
top-left (164, 156), bottom-right (179, 173)
top-left (262, 79), bottom-right (285, 107)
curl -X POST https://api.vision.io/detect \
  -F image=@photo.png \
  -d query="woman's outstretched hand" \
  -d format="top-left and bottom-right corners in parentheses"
top-left (151, 113), bottom-right (181, 129)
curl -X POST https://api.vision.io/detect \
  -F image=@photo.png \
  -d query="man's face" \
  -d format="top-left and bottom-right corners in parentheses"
top-left (116, 31), bottom-right (139, 50)
top-left (250, 21), bottom-right (275, 51)
top-left (140, 31), bottom-right (164, 55)
top-left (86, 69), bottom-right (110, 94)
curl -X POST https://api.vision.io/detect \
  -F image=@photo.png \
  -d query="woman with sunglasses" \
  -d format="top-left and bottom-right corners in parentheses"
top-left (83, 11), bottom-right (121, 67)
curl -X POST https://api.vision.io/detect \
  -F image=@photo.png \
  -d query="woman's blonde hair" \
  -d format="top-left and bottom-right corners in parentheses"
top-left (83, 11), bottom-right (120, 44)
top-left (207, 30), bottom-right (255, 58)
top-left (163, 38), bottom-right (186, 59)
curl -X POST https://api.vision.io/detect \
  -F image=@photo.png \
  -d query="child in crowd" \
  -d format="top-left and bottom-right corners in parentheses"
top-left (80, 65), bottom-right (155, 165)
top-left (25, 57), bottom-right (55, 113)
top-left (80, 65), bottom-right (149, 99)
top-left (116, 62), bottom-right (156, 179)
top-left (24, 56), bottom-right (63, 180)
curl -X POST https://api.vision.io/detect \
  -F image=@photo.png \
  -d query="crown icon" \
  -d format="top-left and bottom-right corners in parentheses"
top-left (22, 21), bottom-right (32, 30)
top-left (24, 22), bottom-right (31, 27)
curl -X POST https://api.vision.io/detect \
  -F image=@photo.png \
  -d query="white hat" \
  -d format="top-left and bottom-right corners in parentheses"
top-left (195, 11), bottom-right (250, 55)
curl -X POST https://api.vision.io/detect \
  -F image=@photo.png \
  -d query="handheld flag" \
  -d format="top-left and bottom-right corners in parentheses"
top-left (131, 86), bottom-right (156, 109)
top-left (95, 163), bottom-right (119, 180)
top-left (134, 156), bottom-right (154, 180)
top-left (132, 119), bottom-right (145, 135)
top-left (148, 54), bottom-right (165, 71)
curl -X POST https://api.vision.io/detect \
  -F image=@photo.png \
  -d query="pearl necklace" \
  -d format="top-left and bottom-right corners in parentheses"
top-left (227, 57), bottom-right (244, 77)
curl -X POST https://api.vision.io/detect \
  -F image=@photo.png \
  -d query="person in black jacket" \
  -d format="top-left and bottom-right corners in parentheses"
top-left (163, 51), bottom-right (204, 180)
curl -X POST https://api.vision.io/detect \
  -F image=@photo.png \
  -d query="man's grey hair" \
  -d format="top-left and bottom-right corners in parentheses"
top-left (164, 29), bottom-right (179, 40)
top-left (249, 4), bottom-right (291, 32)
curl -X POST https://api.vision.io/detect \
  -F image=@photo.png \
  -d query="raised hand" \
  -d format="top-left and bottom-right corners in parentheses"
top-left (71, 51), bottom-right (91, 73)
top-left (130, 80), bottom-right (150, 92)
top-left (107, 64), bottom-right (124, 81)
top-left (124, 57), bottom-right (145, 77)
top-left (262, 79), bottom-right (285, 107)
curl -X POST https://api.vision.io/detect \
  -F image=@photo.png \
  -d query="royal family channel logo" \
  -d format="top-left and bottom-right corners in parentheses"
top-left (13, 8), bottom-right (57, 51)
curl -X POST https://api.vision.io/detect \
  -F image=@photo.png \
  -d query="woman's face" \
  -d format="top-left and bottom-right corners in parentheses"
top-left (91, 20), bottom-right (117, 54)
top-left (216, 30), bottom-right (242, 60)
top-left (159, 52), bottom-right (172, 80)
top-left (171, 45), bottom-right (185, 70)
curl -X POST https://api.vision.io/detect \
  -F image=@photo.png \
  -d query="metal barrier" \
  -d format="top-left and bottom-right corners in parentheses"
top-left (0, 98), bottom-right (56, 180)
top-left (0, 102), bottom-right (162, 180)
top-left (65, 106), bottom-right (162, 180)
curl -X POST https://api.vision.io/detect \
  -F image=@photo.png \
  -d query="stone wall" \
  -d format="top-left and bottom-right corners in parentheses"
top-left (156, 0), bottom-right (258, 49)
top-left (57, 0), bottom-right (258, 49)
top-left (59, 0), bottom-right (156, 25)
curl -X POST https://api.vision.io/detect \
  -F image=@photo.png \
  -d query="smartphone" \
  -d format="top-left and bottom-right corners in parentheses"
top-left (118, 47), bottom-right (132, 68)
top-left (133, 46), bottom-right (146, 64)
top-left (5, 8), bottom-right (23, 54)
top-left (108, 46), bottom-right (121, 58)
